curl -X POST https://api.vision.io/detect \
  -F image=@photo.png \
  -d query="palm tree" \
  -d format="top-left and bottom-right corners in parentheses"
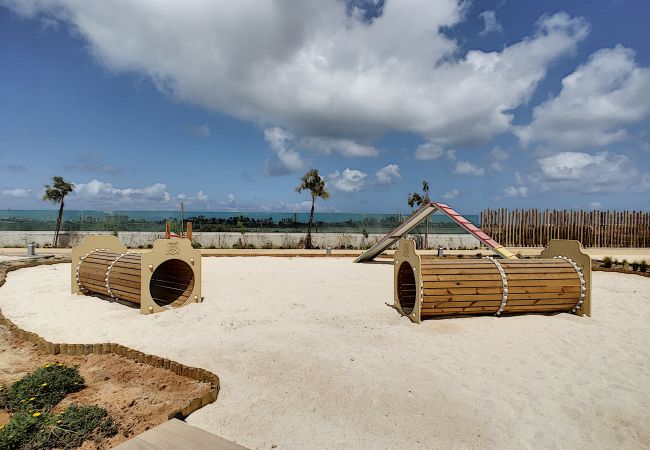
top-left (407, 181), bottom-right (431, 249)
top-left (296, 169), bottom-right (329, 249)
top-left (42, 176), bottom-right (74, 248)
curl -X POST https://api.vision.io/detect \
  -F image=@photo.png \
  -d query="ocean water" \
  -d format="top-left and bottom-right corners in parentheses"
top-left (0, 210), bottom-right (479, 233)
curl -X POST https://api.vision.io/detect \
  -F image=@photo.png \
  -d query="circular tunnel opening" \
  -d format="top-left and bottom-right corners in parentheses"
top-left (397, 262), bottom-right (416, 315)
top-left (150, 259), bottom-right (195, 307)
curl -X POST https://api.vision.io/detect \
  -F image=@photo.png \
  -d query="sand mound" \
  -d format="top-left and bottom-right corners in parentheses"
top-left (0, 258), bottom-right (648, 449)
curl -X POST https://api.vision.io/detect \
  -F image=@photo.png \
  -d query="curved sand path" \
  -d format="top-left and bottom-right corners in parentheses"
top-left (0, 259), bottom-right (648, 449)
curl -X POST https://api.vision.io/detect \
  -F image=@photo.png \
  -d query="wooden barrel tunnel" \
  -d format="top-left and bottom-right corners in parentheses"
top-left (71, 235), bottom-right (202, 314)
top-left (394, 239), bottom-right (591, 323)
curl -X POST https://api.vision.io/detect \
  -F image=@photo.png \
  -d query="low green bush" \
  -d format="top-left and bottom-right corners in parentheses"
top-left (3, 364), bottom-right (85, 413)
top-left (0, 411), bottom-right (42, 449)
top-left (640, 260), bottom-right (648, 273)
top-left (601, 257), bottom-right (613, 268)
top-left (0, 404), bottom-right (115, 450)
top-left (631, 262), bottom-right (639, 271)
top-left (191, 241), bottom-right (202, 249)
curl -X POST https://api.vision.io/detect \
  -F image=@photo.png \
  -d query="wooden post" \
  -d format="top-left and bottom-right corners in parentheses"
top-left (165, 221), bottom-right (171, 239)
top-left (186, 221), bottom-right (193, 241)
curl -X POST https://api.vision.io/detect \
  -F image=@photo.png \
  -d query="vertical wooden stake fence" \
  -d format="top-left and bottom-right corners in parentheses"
top-left (479, 209), bottom-right (650, 248)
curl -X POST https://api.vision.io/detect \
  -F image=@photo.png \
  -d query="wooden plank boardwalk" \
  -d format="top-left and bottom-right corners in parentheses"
top-left (112, 419), bottom-right (248, 450)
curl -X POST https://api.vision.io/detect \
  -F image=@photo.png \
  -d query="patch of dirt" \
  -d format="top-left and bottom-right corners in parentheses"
top-left (0, 325), bottom-right (211, 449)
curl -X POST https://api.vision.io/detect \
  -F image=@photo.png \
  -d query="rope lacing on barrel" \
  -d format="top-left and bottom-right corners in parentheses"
top-left (483, 256), bottom-right (508, 316)
top-left (75, 248), bottom-right (102, 294)
top-left (105, 252), bottom-right (130, 299)
top-left (553, 256), bottom-right (586, 313)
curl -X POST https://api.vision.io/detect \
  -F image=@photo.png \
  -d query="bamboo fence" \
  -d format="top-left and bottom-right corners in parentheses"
top-left (480, 209), bottom-right (650, 248)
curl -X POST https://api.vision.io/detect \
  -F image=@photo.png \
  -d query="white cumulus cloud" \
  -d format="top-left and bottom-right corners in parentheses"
top-left (177, 190), bottom-right (209, 203)
top-left (71, 179), bottom-right (175, 208)
top-left (452, 160), bottom-right (485, 176)
top-left (503, 185), bottom-right (528, 197)
top-left (328, 168), bottom-right (368, 192)
top-left (533, 151), bottom-right (646, 192)
top-left (415, 143), bottom-right (445, 161)
top-left (2, 2), bottom-right (589, 147)
top-left (517, 46), bottom-right (650, 150)
top-left (262, 127), bottom-right (307, 175)
top-left (1, 188), bottom-right (31, 198)
top-left (300, 138), bottom-right (379, 157)
top-left (375, 164), bottom-right (401, 185)
top-left (441, 189), bottom-right (459, 199)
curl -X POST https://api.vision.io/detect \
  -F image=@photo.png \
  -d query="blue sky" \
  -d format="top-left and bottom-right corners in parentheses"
top-left (1, 0), bottom-right (649, 214)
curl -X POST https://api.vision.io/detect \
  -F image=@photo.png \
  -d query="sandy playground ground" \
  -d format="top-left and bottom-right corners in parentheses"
top-left (0, 258), bottom-right (648, 449)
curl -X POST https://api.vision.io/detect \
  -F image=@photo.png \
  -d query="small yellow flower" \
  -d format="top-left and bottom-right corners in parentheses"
top-left (44, 364), bottom-right (51, 368)
top-left (41, 383), bottom-right (48, 387)
top-left (32, 412), bottom-right (42, 417)
top-left (29, 397), bottom-right (35, 401)
top-left (56, 363), bottom-right (63, 366)
top-left (57, 420), bottom-right (62, 424)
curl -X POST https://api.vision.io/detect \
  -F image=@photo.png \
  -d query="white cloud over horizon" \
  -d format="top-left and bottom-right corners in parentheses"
top-left (531, 151), bottom-right (649, 193)
top-left (328, 168), bottom-right (368, 192)
top-left (517, 46), bottom-right (650, 150)
top-left (1, 188), bottom-right (31, 198)
top-left (3, 2), bottom-right (589, 149)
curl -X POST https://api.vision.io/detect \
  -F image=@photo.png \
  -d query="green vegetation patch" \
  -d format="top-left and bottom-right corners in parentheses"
top-left (0, 363), bottom-right (115, 449)
top-left (2, 364), bottom-right (85, 414)
top-left (0, 404), bottom-right (116, 450)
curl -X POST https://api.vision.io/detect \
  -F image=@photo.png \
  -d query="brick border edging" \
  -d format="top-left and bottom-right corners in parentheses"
top-left (0, 258), bottom-right (219, 420)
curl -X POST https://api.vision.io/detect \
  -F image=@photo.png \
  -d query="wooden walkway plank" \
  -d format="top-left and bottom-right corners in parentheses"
top-left (112, 419), bottom-right (249, 450)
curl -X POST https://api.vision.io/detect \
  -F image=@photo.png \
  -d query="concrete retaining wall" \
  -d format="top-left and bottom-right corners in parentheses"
top-left (0, 230), bottom-right (482, 250)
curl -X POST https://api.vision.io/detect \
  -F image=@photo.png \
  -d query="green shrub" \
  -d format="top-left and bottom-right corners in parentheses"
top-left (602, 257), bottom-right (613, 268)
top-left (622, 259), bottom-right (629, 270)
top-left (4, 364), bottom-right (85, 413)
top-left (631, 262), bottom-right (639, 271)
top-left (30, 404), bottom-right (116, 449)
top-left (0, 405), bottom-right (115, 450)
top-left (191, 241), bottom-right (202, 249)
top-left (640, 260), bottom-right (648, 273)
top-left (0, 411), bottom-right (43, 449)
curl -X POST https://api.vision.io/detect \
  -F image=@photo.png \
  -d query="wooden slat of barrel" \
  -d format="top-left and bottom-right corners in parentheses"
top-left (420, 260), bottom-right (501, 317)
top-left (78, 251), bottom-right (143, 304)
top-left (500, 259), bottom-right (579, 314)
top-left (107, 255), bottom-right (143, 304)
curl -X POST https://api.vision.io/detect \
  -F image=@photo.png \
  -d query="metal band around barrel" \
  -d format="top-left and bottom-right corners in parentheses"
top-left (483, 256), bottom-right (508, 316)
top-left (105, 253), bottom-right (129, 299)
top-left (553, 256), bottom-right (586, 313)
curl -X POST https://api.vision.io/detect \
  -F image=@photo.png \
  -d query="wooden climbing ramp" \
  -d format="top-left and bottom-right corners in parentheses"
top-left (354, 201), bottom-right (516, 263)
